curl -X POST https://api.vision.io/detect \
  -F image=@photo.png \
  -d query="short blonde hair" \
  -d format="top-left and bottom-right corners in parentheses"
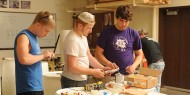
top-left (32, 11), bottom-right (55, 27)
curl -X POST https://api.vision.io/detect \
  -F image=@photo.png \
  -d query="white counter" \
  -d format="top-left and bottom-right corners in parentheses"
top-left (1, 57), bottom-right (49, 95)
top-left (43, 71), bottom-right (62, 95)
top-left (1, 58), bottom-right (15, 95)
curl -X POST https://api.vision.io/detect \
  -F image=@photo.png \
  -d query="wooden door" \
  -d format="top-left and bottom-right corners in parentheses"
top-left (159, 6), bottom-right (190, 89)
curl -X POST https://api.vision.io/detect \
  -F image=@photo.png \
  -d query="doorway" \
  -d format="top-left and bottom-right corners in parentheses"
top-left (159, 6), bottom-right (190, 89)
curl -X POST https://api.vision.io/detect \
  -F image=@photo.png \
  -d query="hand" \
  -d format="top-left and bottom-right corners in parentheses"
top-left (92, 69), bottom-right (105, 78)
top-left (102, 67), bottom-right (111, 76)
top-left (43, 51), bottom-right (55, 61)
top-left (107, 62), bottom-right (119, 69)
top-left (125, 65), bottom-right (136, 74)
top-left (49, 51), bottom-right (55, 59)
top-left (104, 68), bottom-right (119, 76)
top-left (102, 66), bottom-right (111, 71)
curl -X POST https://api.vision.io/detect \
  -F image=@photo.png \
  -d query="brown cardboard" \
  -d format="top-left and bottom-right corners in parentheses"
top-left (125, 68), bottom-right (161, 89)
top-left (120, 89), bottom-right (148, 95)
top-left (138, 68), bottom-right (161, 77)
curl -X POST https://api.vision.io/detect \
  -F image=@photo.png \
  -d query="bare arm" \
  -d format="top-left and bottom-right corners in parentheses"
top-left (66, 54), bottom-right (105, 78)
top-left (95, 45), bottom-right (118, 69)
top-left (87, 48), bottom-right (104, 69)
top-left (16, 34), bottom-right (53, 65)
top-left (126, 49), bottom-right (143, 74)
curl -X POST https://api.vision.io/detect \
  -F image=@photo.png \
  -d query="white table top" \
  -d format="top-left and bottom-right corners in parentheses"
top-left (43, 71), bottom-right (62, 77)
top-left (56, 86), bottom-right (166, 95)
top-left (56, 87), bottom-right (111, 95)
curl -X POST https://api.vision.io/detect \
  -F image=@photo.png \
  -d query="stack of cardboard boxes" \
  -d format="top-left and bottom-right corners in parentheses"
top-left (125, 68), bottom-right (161, 89)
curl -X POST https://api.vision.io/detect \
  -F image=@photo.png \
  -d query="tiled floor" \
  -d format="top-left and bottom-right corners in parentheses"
top-left (161, 87), bottom-right (190, 95)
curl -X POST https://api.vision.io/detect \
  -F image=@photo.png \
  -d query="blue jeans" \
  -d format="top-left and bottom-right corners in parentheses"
top-left (60, 76), bottom-right (87, 88)
top-left (149, 60), bottom-right (165, 92)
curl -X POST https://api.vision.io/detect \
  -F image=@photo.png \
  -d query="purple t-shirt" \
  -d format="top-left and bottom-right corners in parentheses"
top-left (97, 26), bottom-right (142, 75)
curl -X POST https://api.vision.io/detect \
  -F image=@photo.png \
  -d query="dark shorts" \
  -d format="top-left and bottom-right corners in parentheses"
top-left (17, 91), bottom-right (44, 95)
top-left (60, 76), bottom-right (87, 88)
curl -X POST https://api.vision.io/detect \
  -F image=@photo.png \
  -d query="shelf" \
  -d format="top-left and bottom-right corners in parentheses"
top-left (86, 0), bottom-right (171, 9)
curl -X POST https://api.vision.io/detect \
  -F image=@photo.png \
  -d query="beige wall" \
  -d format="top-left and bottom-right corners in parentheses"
top-left (129, 7), bottom-right (153, 36)
top-left (0, 0), bottom-right (87, 70)
top-left (0, 0), bottom-right (87, 94)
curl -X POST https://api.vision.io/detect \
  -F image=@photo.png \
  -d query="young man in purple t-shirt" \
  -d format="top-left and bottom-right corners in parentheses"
top-left (96, 5), bottom-right (143, 75)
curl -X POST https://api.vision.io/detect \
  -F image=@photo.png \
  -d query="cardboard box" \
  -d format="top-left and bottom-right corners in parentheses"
top-left (119, 89), bottom-right (148, 95)
top-left (125, 68), bottom-right (161, 89)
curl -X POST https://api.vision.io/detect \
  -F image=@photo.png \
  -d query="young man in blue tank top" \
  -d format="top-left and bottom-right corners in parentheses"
top-left (14, 11), bottom-right (56, 95)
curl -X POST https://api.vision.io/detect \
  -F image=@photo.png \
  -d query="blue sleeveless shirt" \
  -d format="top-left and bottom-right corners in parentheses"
top-left (14, 29), bottom-right (43, 93)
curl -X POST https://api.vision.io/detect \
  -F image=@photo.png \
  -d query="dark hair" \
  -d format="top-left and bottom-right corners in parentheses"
top-left (32, 11), bottom-right (55, 26)
top-left (138, 29), bottom-right (148, 35)
top-left (116, 5), bottom-right (133, 21)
